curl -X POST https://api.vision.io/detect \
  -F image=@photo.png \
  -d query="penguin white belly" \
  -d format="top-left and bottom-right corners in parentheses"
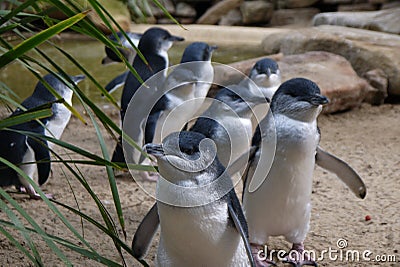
top-left (45, 103), bottom-right (71, 144)
top-left (215, 117), bottom-right (253, 168)
top-left (244, 116), bottom-right (318, 245)
top-left (156, 201), bottom-right (249, 267)
top-left (18, 141), bottom-right (38, 187)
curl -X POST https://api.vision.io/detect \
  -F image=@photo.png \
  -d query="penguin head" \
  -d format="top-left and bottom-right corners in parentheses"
top-left (271, 78), bottom-right (329, 121)
top-left (249, 58), bottom-right (281, 88)
top-left (103, 31), bottom-right (142, 64)
top-left (144, 131), bottom-right (222, 186)
top-left (138, 27), bottom-right (184, 56)
top-left (180, 42), bottom-right (218, 63)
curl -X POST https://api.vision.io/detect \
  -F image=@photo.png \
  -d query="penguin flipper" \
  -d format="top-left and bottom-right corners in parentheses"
top-left (316, 146), bottom-right (366, 199)
top-left (105, 71), bottom-right (129, 94)
top-left (111, 136), bottom-right (126, 164)
top-left (227, 190), bottom-right (256, 267)
top-left (132, 203), bottom-right (160, 259)
top-left (27, 137), bottom-right (50, 186)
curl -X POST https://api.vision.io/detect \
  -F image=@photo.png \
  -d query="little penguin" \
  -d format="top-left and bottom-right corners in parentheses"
top-left (0, 73), bottom-right (85, 199)
top-left (132, 131), bottom-right (256, 267)
top-left (242, 78), bottom-right (329, 266)
top-left (244, 59), bottom-right (367, 201)
top-left (111, 27), bottom-right (184, 165)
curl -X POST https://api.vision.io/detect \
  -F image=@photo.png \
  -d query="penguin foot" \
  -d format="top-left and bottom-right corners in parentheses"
top-left (19, 186), bottom-right (53, 200)
top-left (283, 243), bottom-right (317, 267)
top-left (251, 243), bottom-right (277, 267)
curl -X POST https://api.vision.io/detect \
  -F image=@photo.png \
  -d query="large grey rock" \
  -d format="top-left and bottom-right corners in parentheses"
top-left (261, 25), bottom-right (400, 96)
top-left (240, 1), bottom-right (274, 25)
top-left (270, 8), bottom-right (320, 27)
top-left (285, 0), bottom-right (320, 8)
top-left (149, 0), bottom-right (175, 17)
top-left (219, 8), bottom-right (243, 26)
top-left (338, 3), bottom-right (378, 12)
top-left (175, 2), bottom-right (197, 17)
top-left (363, 69), bottom-right (388, 105)
top-left (197, 0), bottom-right (243, 24)
top-left (313, 7), bottom-right (400, 34)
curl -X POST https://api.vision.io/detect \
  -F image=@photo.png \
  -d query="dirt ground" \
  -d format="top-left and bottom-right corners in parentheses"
top-left (0, 102), bottom-right (399, 266)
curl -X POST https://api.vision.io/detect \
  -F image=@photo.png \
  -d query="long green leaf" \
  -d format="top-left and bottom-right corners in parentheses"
top-left (0, 10), bottom-right (90, 68)
top-left (0, 186), bottom-right (71, 265)
top-left (0, 157), bottom-right (103, 263)
top-left (0, 108), bottom-right (52, 129)
top-left (0, 219), bottom-right (123, 267)
top-left (88, 108), bottom-right (126, 237)
top-left (0, 224), bottom-right (36, 264)
top-left (0, 199), bottom-right (42, 266)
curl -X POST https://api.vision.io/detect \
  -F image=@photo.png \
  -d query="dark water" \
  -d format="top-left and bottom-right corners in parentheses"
top-left (0, 39), bottom-right (264, 106)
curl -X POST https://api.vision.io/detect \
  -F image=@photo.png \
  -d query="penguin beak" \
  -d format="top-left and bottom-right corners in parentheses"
top-left (209, 45), bottom-right (218, 52)
top-left (144, 143), bottom-right (165, 158)
top-left (71, 75), bottom-right (86, 84)
top-left (169, 35), bottom-right (184, 42)
top-left (309, 94), bottom-right (329, 106)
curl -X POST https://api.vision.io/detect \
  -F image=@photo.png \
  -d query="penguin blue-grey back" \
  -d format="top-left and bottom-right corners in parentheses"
top-left (0, 73), bottom-right (85, 199)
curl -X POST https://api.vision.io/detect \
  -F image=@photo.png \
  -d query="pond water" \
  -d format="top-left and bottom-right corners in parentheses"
top-left (1, 38), bottom-right (264, 106)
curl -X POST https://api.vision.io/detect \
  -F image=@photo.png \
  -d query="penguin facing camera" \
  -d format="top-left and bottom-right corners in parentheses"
top-left (132, 131), bottom-right (256, 267)
top-left (242, 78), bottom-right (366, 266)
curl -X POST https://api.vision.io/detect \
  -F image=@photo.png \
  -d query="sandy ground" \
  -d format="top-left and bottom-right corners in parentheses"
top-left (0, 102), bottom-right (399, 267)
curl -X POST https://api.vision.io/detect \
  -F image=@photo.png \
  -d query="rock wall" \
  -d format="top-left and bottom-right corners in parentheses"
top-left (140, 0), bottom-right (400, 34)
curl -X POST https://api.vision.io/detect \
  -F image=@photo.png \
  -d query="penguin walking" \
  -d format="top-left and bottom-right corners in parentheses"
top-left (122, 42), bottom-right (217, 181)
top-left (0, 73), bottom-right (85, 199)
top-left (133, 131), bottom-right (256, 267)
top-left (111, 27), bottom-right (184, 165)
top-left (245, 59), bottom-right (367, 199)
top-left (243, 78), bottom-right (329, 266)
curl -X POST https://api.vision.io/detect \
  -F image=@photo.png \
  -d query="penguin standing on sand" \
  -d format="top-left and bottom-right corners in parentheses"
top-left (0, 73), bottom-right (85, 199)
top-left (133, 131), bottom-right (256, 267)
top-left (242, 78), bottom-right (366, 266)
top-left (111, 27), bottom-right (184, 165)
